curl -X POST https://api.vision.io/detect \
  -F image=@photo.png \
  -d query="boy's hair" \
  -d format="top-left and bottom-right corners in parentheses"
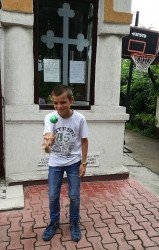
top-left (51, 85), bottom-right (73, 100)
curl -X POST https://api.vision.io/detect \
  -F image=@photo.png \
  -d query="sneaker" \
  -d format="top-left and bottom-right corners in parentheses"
top-left (70, 222), bottom-right (81, 242)
top-left (42, 221), bottom-right (59, 241)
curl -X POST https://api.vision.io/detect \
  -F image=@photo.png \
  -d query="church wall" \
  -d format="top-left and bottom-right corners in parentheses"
top-left (0, 0), bottom-right (132, 183)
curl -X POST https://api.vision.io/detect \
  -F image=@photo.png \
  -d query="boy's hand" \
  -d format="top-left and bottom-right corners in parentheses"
top-left (44, 133), bottom-right (56, 146)
top-left (79, 164), bottom-right (86, 178)
top-left (42, 133), bottom-right (56, 154)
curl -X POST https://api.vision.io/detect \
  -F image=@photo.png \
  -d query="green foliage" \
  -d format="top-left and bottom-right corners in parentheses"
top-left (130, 113), bottom-right (157, 137)
top-left (120, 59), bottom-right (159, 137)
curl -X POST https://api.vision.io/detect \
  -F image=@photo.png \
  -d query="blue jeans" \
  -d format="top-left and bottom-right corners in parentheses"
top-left (48, 161), bottom-right (81, 224)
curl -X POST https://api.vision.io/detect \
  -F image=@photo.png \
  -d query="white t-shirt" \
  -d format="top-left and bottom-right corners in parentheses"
top-left (43, 110), bottom-right (89, 167)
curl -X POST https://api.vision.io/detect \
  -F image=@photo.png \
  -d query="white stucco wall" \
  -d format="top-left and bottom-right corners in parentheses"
top-left (0, 0), bottom-right (132, 184)
top-left (4, 26), bottom-right (34, 105)
top-left (95, 35), bottom-right (122, 106)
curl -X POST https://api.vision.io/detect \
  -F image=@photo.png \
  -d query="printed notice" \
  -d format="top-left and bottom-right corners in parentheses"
top-left (37, 155), bottom-right (49, 171)
top-left (87, 153), bottom-right (100, 167)
top-left (44, 59), bottom-right (61, 82)
top-left (69, 61), bottom-right (86, 84)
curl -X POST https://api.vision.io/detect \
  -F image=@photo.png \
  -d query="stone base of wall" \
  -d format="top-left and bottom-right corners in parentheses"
top-left (8, 172), bottom-right (129, 187)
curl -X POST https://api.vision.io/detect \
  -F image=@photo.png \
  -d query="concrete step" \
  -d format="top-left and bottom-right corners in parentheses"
top-left (0, 184), bottom-right (24, 211)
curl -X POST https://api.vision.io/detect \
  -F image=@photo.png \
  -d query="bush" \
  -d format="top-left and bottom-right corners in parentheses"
top-left (120, 59), bottom-right (159, 138)
top-left (129, 113), bottom-right (157, 137)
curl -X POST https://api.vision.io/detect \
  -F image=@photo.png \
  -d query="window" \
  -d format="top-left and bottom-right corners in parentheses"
top-left (34, 0), bottom-right (98, 109)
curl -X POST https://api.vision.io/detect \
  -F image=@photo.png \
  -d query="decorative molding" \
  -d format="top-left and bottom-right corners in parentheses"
top-left (0, 11), bottom-right (33, 27)
top-left (1, 0), bottom-right (32, 13)
top-left (104, 0), bottom-right (132, 24)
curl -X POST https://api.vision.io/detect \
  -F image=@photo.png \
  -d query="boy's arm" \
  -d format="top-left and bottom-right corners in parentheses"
top-left (79, 138), bottom-right (88, 178)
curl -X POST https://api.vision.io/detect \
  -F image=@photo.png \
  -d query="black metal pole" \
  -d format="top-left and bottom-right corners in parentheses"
top-left (135, 11), bottom-right (140, 26)
top-left (124, 11), bottom-right (140, 149)
top-left (125, 11), bottom-right (140, 113)
top-left (125, 58), bottom-right (133, 113)
top-left (148, 68), bottom-right (156, 85)
top-left (0, 71), bottom-right (5, 178)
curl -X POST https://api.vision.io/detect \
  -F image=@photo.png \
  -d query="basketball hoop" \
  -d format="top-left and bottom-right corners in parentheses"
top-left (131, 54), bottom-right (156, 72)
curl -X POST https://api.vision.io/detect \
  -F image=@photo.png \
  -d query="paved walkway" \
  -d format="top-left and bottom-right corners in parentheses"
top-left (1, 179), bottom-right (159, 250)
top-left (125, 129), bottom-right (159, 175)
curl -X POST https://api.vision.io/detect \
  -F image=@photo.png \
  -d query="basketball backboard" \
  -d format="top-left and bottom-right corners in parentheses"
top-left (122, 26), bottom-right (159, 59)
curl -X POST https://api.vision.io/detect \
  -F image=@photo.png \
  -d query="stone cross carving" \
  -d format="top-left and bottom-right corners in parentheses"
top-left (41, 3), bottom-right (89, 85)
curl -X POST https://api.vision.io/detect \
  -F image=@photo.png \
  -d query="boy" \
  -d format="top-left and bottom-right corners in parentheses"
top-left (42, 85), bottom-right (89, 242)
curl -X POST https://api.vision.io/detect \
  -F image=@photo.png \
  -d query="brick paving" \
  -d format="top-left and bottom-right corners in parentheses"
top-left (0, 178), bottom-right (159, 250)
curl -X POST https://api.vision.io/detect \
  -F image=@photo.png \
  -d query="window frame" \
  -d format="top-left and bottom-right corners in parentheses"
top-left (33, 0), bottom-right (98, 110)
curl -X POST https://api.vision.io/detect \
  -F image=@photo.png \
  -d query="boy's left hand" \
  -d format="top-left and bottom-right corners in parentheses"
top-left (79, 164), bottom-right (86, 178)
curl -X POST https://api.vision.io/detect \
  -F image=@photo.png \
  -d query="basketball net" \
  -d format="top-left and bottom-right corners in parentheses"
top-left (131, 54), bottom-right (156, 72)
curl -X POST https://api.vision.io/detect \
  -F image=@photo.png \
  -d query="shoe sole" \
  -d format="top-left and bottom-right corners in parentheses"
top-left (42, 226), bottom-right (59, 241)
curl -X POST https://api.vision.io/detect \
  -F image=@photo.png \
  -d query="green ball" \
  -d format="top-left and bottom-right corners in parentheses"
top-left (50, 115), bottom-right (58, 123)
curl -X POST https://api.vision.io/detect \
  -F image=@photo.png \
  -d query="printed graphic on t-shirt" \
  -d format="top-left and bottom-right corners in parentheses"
top-left (51, 127), bottom-right (76, 157)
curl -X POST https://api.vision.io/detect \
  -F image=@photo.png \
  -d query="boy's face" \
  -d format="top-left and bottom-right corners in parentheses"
top-left (52, 93), bottom-right (74, 118)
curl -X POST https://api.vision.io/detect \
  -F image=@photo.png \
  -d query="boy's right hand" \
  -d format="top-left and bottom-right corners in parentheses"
top-left (44, 133), bottom-right (56, 146)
